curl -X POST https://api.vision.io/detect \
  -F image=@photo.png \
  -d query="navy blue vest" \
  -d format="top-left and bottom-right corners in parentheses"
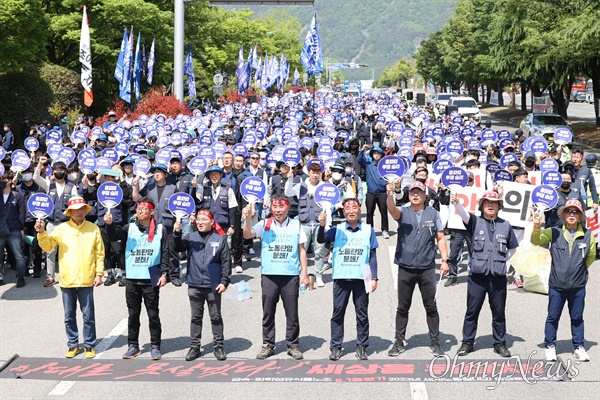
top-left (469, 216), bottom-right (512, 276)
top-left (394, 206), bottom-right (439, 269)
top-left (201, 185), bottom-right (230, 227)
top-left (297, 183), bottom-right (321, 224)
top-left (548, 227), bottom-right (591, 290)
top-left (47, 181), bottom-right (75, 223)
top-left (145, 181), bottom-right (177, 228)
top-left (185, 231), bottom-right (227, 292)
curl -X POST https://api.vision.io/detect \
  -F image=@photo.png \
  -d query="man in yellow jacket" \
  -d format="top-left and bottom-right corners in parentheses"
top-left (36, 196), bottom-right (105, 359)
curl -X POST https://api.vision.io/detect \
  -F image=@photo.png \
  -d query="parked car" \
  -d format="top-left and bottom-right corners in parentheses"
top-left (446, 96), bottom-right (481, 123)
top-left (519, 113), bottom-right (572, 140)
top-left (434, 93), bottom-right (453, 111)
top-left (570, 90), bottom-right (587, 103)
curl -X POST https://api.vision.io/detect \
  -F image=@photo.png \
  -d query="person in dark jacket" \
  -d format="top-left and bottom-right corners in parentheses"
top-left (16, 166), bottom-right (44, 279)
top-left (174, 208), bottom-right (231, 362)
top-left (357, 145), bottom-right (390, 238)
top-left (106, 197), bottom-right (169, 361)
top-left (0, 171), bottom-right (27, 287)
top-left (531, 199), bottom-right (595, 362)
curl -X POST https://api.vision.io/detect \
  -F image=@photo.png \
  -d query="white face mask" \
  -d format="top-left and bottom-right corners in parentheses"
top-left (332, 172), bottom-right (343, 181)
top-left (344, 167), bottom-right (353, 175)
top-left (67, 173), bottom-right (79, 182)
top-left (22, 173), bottom-right (33, 182)
top-left (260, 159), bottom-right (266, 167)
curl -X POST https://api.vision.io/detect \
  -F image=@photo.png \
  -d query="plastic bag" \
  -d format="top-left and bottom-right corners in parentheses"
top-left (509, 221), bottom-right (551, 294)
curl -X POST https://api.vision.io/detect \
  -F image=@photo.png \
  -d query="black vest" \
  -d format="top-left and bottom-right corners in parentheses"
top-left (469, 216), bottom-right (512, 276)
top-left (548, 226), bottom-right (591, 290)
top-left (394, 206), bottom-right (439, 269)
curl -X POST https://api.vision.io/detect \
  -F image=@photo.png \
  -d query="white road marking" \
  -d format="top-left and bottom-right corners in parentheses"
top-left (49, 317), bottom-right (127, 396)
top-left (388, 246), bottom-right (397, 289)
top-left (410, 382), bottom-right (429, 400)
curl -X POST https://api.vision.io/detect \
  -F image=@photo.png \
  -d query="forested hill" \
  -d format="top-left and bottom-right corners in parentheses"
top-left (235, 0), bottom-right (457, 80)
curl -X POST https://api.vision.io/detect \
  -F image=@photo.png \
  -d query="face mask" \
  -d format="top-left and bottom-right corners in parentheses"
top-left (22, 173), bottom-right (33, 182)
top-left (54, 172), bottom-right (65, 180)
top-left (67, 173), bottom-right (78, 182)
top-left (87, 173), bottom-right (97, 181)
top-left (0, 182), bottom-right (6, 190)
top-left (525, 160), bottom-right (535, 168)
top-left (345, 167), bottom-right (353, 175)
top-left (332, 172), bottom-right (343, 181)
top-left (259, 159), bottom-right (266, 167)
top-left (561, 181), bottom-right (571, 190)
top-left (416, 178), bottom-right (427, 184)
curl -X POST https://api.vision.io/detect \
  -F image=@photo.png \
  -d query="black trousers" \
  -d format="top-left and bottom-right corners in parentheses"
top-left (358, 135), bottom-right (371, 147)
top-left (261, 275), bottom-right (300, 347)
top-left (165, 226), bottom-right (180, 278)
top-left (366, 192), bottom-right (388, 232)
top-left (395, 267), bottom-right (439, 343)
top-left (23, 221), bottom-right (42, 273)
top-left (448, 229), bottom-right (472, 278)
top-left (462, 274), bottom-right (507, 346)
top-left (331, 279), bottom-right (369, 350)
top-left (126, 283), bottom-right (162, 347)
top-left (231, 213), bottom-right (243, 267)
top-left (188, 286), bottom-right (224, 347)
top-left (99, 225), bottom-right (125, 272)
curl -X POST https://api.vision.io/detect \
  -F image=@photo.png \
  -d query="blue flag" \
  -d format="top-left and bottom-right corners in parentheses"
top-left (184, 44), bottom-right (196, 98)
top-left (269, 56), bottom-right (279, 88)
top-left (292, 68), bottom-right (300, 86)
top-left (251, 44), bottom-right (259, 72)
top-left (300, 12), bottom-right (323, 77)
top-left (147, 36), bottom-right (155, 85)
top-left (260, 54), bottom-right (269, 91)
top-left (236, 45), bottom-right (244, 80)
top-left (141, 43), bottom-right (147, 78)
top-left (133, 32), bottom-right (141, 100)
top-left (238, 61), bottom-right (251, 95)
top-left (114, 28), bottom-right (127, 84)
top-left (120, 27), bottom-right (134, 103)
top-left (255, 56), bottom-right (262, 83)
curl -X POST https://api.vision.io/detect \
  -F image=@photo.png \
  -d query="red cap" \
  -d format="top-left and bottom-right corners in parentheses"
top-left (408, 181), bottom-right (426, 192)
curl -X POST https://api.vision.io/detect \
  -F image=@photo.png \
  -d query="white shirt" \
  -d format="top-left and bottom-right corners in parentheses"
top-left (252, 217), bottom-right (307, 245)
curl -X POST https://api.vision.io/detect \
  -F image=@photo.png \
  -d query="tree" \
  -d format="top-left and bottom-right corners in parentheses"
top-left (374, 58), bottom-right (414, 88)
top-left (0, 0), bottom-right (49, 74)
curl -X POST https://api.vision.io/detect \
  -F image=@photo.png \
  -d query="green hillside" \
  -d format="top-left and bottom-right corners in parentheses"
top-left (230, 0), bottom-right (457, 80)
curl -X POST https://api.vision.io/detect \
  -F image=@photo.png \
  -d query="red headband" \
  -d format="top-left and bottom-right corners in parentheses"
top-left (137, 201), bottom-right (155, 210)
top-left (197, 210), bottom-right (214, 219)
top-left (343, 200), bottom-right (361, 209)
top-left (272, 199), bottom-right (290, 206)
top-left (196, 210), bottom-right (225, 236)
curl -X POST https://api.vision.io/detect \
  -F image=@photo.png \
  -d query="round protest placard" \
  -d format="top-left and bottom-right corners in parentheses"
top-left (212, 142), bottom-right (227, 157)
top-left (530, 138), bottom-right (548, 155)
top-left (500, 153), bottom-right (519, 168)
top-left (282, 148), bottom-right (302, 168)
top-left (539, 158), bottom-right (559, 174)
top-left (265, 153), bottom-right (277, 169)
top-left (433, 159), bottom-right (453, 175)
top-left (24, 137), bottom-right (39, 151)
top-left (398, 147), bottom-right (413, 159)
top-left (95, 157), bottom-right (112, 172)
top-left (397, 136), bottom-right (413, 148)
top-left (46, 130), bottom-right (61, 144)
top-left (27, 193), bottom-right (54, 220)
top-left (188, 156), bottom-right (208, 176)
top-left (232, 143), bottom-right (248, 157)
top-left (115, 141), bottom-right (129, 156)
top-left (441, 166), bottom-right (469, 188)
top-left (553, 128), bottom-right (572, 145)
top-left (57, 147), bottom-right (76, 164)
top-left (314, 183), bottom-right (340, 210)
top-left (80, 157), bottom-right (97, 174)
top-left (11, 150), bottom-right (31, 172)
top-left (101, 148), bottom-right (119, 163)
top-left (271, 145), bottom-right (286, 161)
top-left (317, 143), bottom-right (334, 159)
top-left (71, 130), bottom-right (87, 144)
top-left (542, 171), bottom-right (563, 188)
top-left (445, 140), bottom-right (464, 157)
top-left (168, 193), bottom-right (195, 220)
top-left (243, 133), bottom-right (257, 149)
top-left (531, 184), bottom-right (559, 209)
top-left (133, 158), bottom-right (151, 176)
top-left (199, 146), bottom-right (217, 161)
top-left (494, 169), bottom-right (513, 182)
top-left (97, 182), bottom-right (123, 210)
top-left (155, 148), bottom-right (172, 165)
top-left (78, 148), bottom-right (96, 162)
top-left (481, 129), bottom-right (497, 146)
top-left (486, 163), bottom-right (501, 174)
top-left (300, 137), bottom-right (314, 149)
top-left (377, 156), bottom-right (406, 182)
top-left (240, 176), bottom-right (267, 203)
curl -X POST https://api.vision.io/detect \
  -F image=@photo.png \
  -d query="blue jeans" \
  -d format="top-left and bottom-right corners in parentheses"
top-left (302, 224), bottom-right (324, 276)
top-left (0, 230), bottom-right (27, 279)
top-left (61, 287), bottom-right (97, 348)
top-left (545, 287), bottom-right (586, 349)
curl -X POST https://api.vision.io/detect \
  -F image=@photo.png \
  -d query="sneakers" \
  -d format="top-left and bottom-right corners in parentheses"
top-left (513, 276), bottom-right (523, 288)
top-left (248, 248), bottom-right (256, 256)
top-left (355, 345), bottom-right (368, 360)
top-left (185, 347), bottom-right (201, 361)
top-left (84, 347), bottom-right (96, 359)
top-left (457, 342), bottom-right (474, 356)
top-left (382, 230), bottom-right (390, 239)
top-left (494, 343), bottom-right (511, 358)
top-left (214, 346), bottom-right (227, 361)
top-left (150, 345), bottom-right (162, 360)
top-left (119, 277), bottom-right (128, 287)
top-left (329, 348), bottom-right (343, 361)
top-left (388, 341), bottom-right (406, 357)
top-left (430, 342), bottom-right (444, 357)
top-left (43, 278), bottom-right (55, 287)
top-left (33, 270), bottom-right (41, 278)
top-left (545, 345), bottom-right (557, 361)
top-left (104, 274), bottom-right (116, 286)
top-left (256, 344), bottom-right (275, 360)
top-left (287, 346), bottom-right (304, 360)
top-left (65, 346), bottom-right (82, 358)
top-left (123, 344), bottom-right (141, 359)
top-left (0, 279), bottom-right (4, 286)
top-left (171, 277), bottom-right (183, 287)
top-left (235, 266), bottom-right (243, 274)
top-left (444, 277), bottom-right (457, 287)
top-left (574, 347), bottom-right (590, 362)
top-left (316, 276), bottom-right (325, 287)
top-left (16, 277), bottom-right (26, 288)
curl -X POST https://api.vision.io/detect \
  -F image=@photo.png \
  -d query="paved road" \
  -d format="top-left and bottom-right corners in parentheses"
top-left (501, 93), bottom-right (597, 122)
top-left (1, 210), bottom-right (599, 399)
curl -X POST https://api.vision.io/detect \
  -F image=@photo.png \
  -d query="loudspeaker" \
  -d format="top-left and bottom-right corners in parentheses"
top-left (416, 93), bottom-right (425, 106)
top-left (446, 105), bottom-right (459, 115)
top-left (247, 95), bottom-right (257, 104)
top-left (405, 91), bottom-right (413, 100)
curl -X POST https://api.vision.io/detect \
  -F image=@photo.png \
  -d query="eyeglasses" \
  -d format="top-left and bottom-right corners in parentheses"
top-left (250, 157), bottom-right (259, 160)
top-left (565, 209), bottom-right (580, 215)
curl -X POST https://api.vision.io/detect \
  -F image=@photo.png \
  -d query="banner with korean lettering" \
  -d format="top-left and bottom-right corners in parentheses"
top-left (446, 187), bottom-right (485, 230)
top-left (585, 210), bottom-right (600, 247)
top-left (498, 182), bottom-right (534, 228)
